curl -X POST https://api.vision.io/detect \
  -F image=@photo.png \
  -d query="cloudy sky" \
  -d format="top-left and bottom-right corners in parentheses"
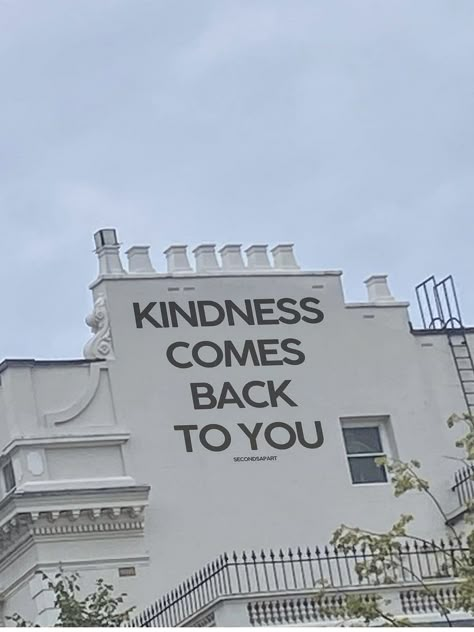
top-left (0, 0), bottom-right (473, 359)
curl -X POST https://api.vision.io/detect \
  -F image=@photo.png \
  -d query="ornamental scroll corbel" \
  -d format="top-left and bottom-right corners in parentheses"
top-left (83, 294), bottom-right (115, 360)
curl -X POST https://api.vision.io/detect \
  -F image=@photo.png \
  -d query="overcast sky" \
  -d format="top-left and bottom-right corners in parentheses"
top-left (0, 0), bottom-right (473, 359)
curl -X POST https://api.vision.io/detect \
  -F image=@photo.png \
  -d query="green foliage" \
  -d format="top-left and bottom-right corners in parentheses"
top-left (7, 571), bottom-right (134, 627)
top-left (325, 413), bottom-right (474, 627)
top-left (448, 413), bottom-right (474, 461)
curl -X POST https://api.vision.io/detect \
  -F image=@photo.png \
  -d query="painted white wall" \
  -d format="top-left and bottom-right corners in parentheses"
top-left (96, 271), bottom-right (468, 603)
top-left (0, 239), bottom-right (471, 620)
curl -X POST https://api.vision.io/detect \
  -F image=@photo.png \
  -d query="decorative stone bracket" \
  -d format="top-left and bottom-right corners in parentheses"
top-left (83, 294), bottom-right (114, 360)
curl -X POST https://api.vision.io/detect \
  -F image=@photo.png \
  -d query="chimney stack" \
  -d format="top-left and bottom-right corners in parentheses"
top-left (126, 246), bottom-right (156, 274)
top-left (193, 244), bottom-right (220, 273)
top-left (365, 275), bottom-right (395, 303)
top-left (164, 245), bottom-right (193, 273)
top-left (219, 244), bottom-right (245, 271)
top-left (271, 244), bottom-right (300, 270)
top-left (93, 229), bottom-right (125, 276)
top-left (245, 245), bottom-right (271, 270)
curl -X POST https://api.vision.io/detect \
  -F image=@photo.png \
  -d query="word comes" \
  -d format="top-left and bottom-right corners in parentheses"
top-left (133, 297), bottom-right (324, 329)
top-left (173, 421), bottom-right (324, 452)
top-left (167, 338), bottom-right (305, 369)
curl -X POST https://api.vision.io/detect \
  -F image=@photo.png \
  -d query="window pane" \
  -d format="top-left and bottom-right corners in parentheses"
top-left (348, 456), bottom-right (387, 484)
top-left (343, 427), bottom-right (383, 454)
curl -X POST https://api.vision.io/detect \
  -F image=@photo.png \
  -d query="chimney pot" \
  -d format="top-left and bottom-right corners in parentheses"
top-left (94, 228), bottom-right (119, 250)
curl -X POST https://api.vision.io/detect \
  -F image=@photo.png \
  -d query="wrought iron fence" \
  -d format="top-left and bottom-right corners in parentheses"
top-left (452, 465), bottom-right (474, 508)
top-left (134, 539), bottom-right (468, 627)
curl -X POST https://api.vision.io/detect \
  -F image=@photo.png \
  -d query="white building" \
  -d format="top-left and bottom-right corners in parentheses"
top-left (0, 229), bottom-right (473, 626)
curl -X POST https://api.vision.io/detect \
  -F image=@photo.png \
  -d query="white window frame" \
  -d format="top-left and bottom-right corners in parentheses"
top-left (340, 416), bottom-right (392, 486)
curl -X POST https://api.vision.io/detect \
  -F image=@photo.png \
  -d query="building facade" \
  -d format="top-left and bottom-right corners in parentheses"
top-left (0, 229), bottom-right (472, 625)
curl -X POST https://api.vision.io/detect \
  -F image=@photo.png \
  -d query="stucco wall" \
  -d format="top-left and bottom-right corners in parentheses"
top-left (0, 259), bottom-right (471, 618)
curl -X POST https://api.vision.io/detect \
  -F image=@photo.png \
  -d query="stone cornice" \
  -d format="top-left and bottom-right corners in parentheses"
top-left (89, 269), bottom-right (344, 289)
top-left (345, 302), bottom-right (410, 309)
top-left (0, 485), bottom-right (150, 564)
top-left (1, 432), bottom-right (130, 458)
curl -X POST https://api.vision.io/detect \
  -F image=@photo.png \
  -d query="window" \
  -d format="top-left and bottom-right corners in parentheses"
top-left (2, 461), bottom-right (16, 493)
top-left (342, 425), bottom-right (387, 484)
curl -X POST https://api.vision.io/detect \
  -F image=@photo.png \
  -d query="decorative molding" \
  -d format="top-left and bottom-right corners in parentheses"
top-left (345, 302), bottom-right (410, 309)
top-left (42, 363), bottom-right (108, 426)
top-left (83, 295), bottom-right (115, 360)
top-left (189, 611), bottom-right (216, 627)
top-left (3, 432), bottom-right (130, 453)
top-left (88, 269), bottom-right (343, 290)
top-left (31, 519), bottom-right (145, 537)
top-left (0, 501), bottom-right (148, 561)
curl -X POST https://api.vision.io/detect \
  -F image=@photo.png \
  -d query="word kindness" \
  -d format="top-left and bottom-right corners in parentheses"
top-left (133, 295), bottom-right (326, 455)
top-left (133, 297), bottom-right (323, 328)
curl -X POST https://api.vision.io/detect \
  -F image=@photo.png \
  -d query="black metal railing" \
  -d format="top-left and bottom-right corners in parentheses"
top-left (452, 465), bottom-right (474, 508)
top-left (415, 275), bottom-right (464, 330)
top-left (134, 539), bottom-right (468, 627)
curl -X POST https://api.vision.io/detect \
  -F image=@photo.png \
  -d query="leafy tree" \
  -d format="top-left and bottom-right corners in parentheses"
top-left (7, 570), bottom-right (134, 627)
top-left (319, 413), bottom-right (474, 627)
